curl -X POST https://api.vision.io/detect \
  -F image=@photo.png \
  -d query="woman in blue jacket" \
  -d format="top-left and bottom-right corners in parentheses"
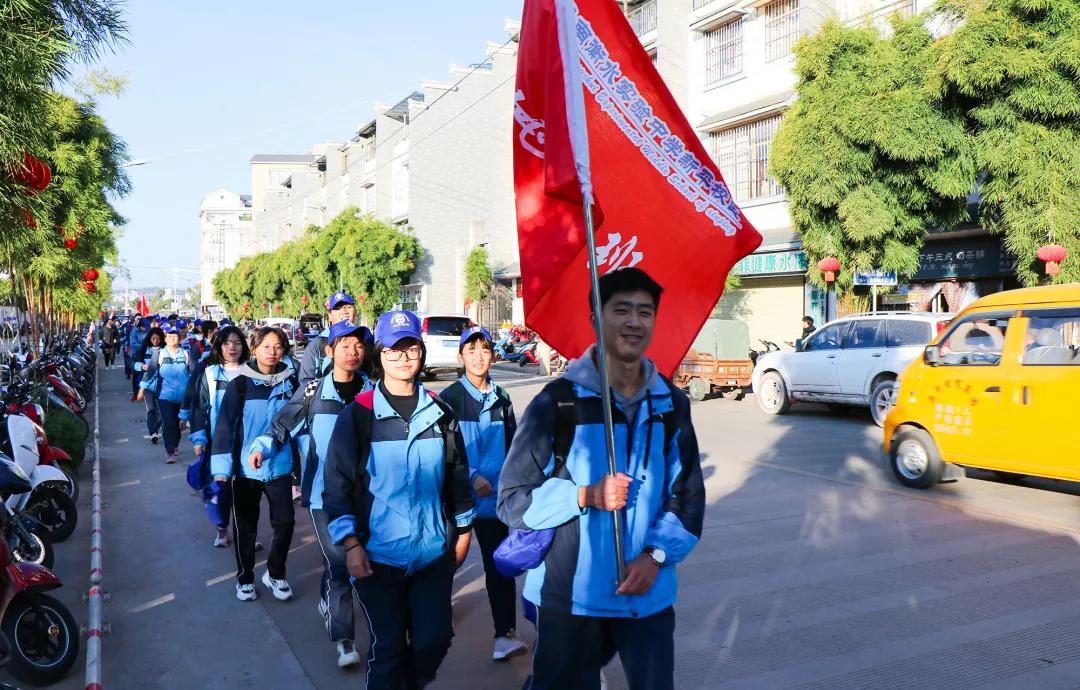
top-left (186, 326), bottom-right (249, 547)
top-left (134, 327), bottom-right (165, 446)
top-left (322, 310), bottom-right (475, 690)
top-left (211, 327), bottom-right (298, 603)
top-left (139, 324), bottom-right (190, 463)
top-left (438, 326), bottom-right (526, 661)
top-left (256, 320), bottom-right (372, 668)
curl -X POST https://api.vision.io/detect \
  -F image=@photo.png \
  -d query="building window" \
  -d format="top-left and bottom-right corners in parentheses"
top-left (706, 114), bottom-right (784, 201)
top-left (764, 0), bottom-right (800, 61)
top-left (704, 18), bottom-right (743, 85)
top-left (266, 169), bottom-right (289, 188)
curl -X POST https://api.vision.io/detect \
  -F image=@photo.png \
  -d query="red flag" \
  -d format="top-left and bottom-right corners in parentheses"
top-left (514, 0), bottom-right (763, 375)
top-left (137, 292), bottom-right (150, 317)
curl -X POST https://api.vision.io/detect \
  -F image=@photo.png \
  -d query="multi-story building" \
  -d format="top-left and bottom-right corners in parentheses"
top-left (198, 188), bottom-right (253, 309)
top-left (239, 21), bottom-right (523, 323)
top-left (626, 0), bottom-right (939, 345)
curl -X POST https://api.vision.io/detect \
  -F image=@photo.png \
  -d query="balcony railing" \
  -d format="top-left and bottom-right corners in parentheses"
top-left (845, 0), bottom-right (916, 27)
top-left (627, 0), bottom-right (658, 36)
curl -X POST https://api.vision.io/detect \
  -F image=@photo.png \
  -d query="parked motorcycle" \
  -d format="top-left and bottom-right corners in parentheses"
top-left (749, 339), bottom-right (781, 366)
top-left (0, 455), bottom-right (78, 685)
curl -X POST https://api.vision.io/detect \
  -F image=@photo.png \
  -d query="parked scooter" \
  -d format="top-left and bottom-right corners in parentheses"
top-left (0, 455), bottom-right (78, 685)
top-left (0, 401), bottom-right (77, 543)
top-left (749, 339), bottom-right (781, 366)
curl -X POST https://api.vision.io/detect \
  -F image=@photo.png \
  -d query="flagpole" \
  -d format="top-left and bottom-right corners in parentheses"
top-left (583, 202), bottom-right (627, 586)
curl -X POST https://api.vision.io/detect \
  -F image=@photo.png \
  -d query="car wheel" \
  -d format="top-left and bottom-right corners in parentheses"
top-left (687, 377), bottom-right (709, 402)
top-left (890, 427), bottom-right (944, 488)
top-left (870, 379), bottom-right (898, 428)
top-left (757, 372), bottom-right (790, 415)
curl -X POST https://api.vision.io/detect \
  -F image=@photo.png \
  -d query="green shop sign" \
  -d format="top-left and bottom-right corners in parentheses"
top-left (734, 250), bottom-right (808, 276)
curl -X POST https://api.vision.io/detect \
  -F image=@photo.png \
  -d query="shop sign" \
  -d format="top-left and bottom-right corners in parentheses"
top-left (914, 237), bottom-right (1012, 280)
top-left (734, 250), bottom-right (808, 276)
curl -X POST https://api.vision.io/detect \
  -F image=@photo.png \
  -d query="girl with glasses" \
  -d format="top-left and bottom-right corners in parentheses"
top-left (323, 310), bottom-right (475, 690)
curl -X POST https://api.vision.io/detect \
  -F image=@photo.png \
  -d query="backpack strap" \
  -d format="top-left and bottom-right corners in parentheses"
top-left (659, 376), bottom-right (681, 456)
top-left (545, 377), bottom-right (577, 479)
top-left (301, 378), bottom-right (320, 422)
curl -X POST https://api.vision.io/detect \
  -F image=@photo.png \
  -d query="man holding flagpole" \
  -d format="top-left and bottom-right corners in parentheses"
top-left (498, 267), bottom-right (704, 689)
top-left (505, 0), bottom-right (762, 685)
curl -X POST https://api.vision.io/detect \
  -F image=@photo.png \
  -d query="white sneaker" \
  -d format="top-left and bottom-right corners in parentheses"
top-left (236, 583), bottom-right (257, 601)
top-left (261, 570), bottom-right (293, 601)
top-left (150, 433), bottom-right (160, 445)
top-left (492, 630), bottom-right (528, 660)
top-left (336, 640), bottom-right (361, 668)
top-left (213, 529), bottom-right (228, 548)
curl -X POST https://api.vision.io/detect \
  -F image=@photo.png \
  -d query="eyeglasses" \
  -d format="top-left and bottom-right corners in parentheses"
top-left (382, 347), bottom-right (422, 362)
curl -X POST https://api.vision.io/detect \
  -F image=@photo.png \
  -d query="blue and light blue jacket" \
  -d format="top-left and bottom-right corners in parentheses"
top-left (210, 363), bottom-right (298, 482)
top-left (438, 376), bottom-right (516, 520)
top-left (322, 384), bottom-right (476, 574)
top-left (185, 362), bottom-right (239, 449)
top-left (127, 325), bottom-right (147, 358)
top-left (497, 348), bottom-right (705, 619)
top-left (297, 328), bottom-right (330, 386)
top-left (139, 346), bottom-right (190, 403)
top-left (255, 371), bottom-right (372, 510)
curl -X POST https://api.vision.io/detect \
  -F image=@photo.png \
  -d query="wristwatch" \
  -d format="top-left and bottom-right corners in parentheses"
top-left (644, 546), bottom-right (666, 567)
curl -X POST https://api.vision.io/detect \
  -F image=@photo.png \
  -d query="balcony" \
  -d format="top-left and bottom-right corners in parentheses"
top-left (627, 0), bottom-right (658, 36)
top-left (845, 0), bottom-right (916, 28)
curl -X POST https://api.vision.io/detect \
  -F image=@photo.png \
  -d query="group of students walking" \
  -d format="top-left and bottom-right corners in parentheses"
top-left (107, 267), bottom-right (705, 690)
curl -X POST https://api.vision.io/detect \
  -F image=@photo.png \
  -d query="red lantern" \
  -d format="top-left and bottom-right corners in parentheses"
top-left (11, 153), bottom-right (51, 193)
top-left (56, 224), bottom-right (65, 236)
top-left (1037, 244), bottom-right (1067, 276)
top-left (81, 268), bottom-right (99, 282)
top-left (19, 208), bottom-right (36, 229)
top-left (242, 302), bottom-right (251, 313)
top-left (300, 295), bottom-right (309, 307)
top-left (63, 238), bottom-right (77, 250)
top-left (82, 281), bottom-right (97, 294)
top-left (357, 294), bottom-right (366, 304)
top-left (274, 304), bottom-right (280, 312)
top-left (261, 303), bottom-right (268, 310)
top-left (818, 257), bottom-right (841, 283)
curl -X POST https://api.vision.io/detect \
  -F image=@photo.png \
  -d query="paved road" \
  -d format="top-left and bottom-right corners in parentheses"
top-left (48, 364), bottom-right (1080, 689)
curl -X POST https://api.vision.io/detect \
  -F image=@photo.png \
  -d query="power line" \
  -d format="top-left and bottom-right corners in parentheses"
top-left (252, 70), bottom-right (516, 230)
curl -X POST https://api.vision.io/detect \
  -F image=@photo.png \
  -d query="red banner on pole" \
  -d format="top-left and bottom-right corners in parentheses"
top-left (514, 0), bottom-right (762, 375)
top-left (136, 292), bottom-right (150, 317)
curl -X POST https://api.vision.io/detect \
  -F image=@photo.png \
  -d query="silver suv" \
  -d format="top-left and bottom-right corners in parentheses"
top-left (752, 312), bottom-right (954, 426)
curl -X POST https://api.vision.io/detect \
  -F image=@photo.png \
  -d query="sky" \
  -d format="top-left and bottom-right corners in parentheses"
top-left (84, 0), bottom-right (524, 292)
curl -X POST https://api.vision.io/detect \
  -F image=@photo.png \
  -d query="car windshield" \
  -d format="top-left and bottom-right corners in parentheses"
top-left (426, 317), bottom-right (470, 336)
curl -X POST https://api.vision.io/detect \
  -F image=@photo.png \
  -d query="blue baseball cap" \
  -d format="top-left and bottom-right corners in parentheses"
top-left (194, 319), bottom-right (204, 328)
top-left (327, 320), bottom-right (371, 346)
top-left (161, 323), bottom-right (178, 335)
top-left (374, 310), bottom-right (422, 347)
top-left (219, 318), bottom-right (232, 326)
top-left (459, 326), bottom-right (493, 352)
top-left (327, 292), bottom-right (355, 309)
top-left (176, 319), bottom-right (188, 329)
top-left (138, 317), bottom-right (151, 328)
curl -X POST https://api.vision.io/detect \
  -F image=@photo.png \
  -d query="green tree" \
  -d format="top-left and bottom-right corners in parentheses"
top-left (214, 209), bottom-right (423, 323)
top-left (770, 17), bottom-right (976, 291)
top-left (936, 0), bottom-right (1080, 284)
top-left (464, 246), bottom-right (493, 303)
